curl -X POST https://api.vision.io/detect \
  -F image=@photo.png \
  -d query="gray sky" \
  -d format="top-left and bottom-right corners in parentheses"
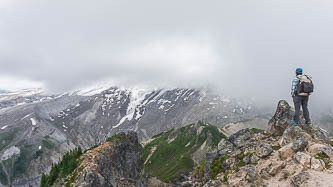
top-left (0, 0), bottom-right (332, 106)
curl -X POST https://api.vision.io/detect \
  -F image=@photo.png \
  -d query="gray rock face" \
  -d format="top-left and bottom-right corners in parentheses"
top-left (294, 152), bottom-right (311, 168)
top-left (229, 129), bottom-right (252, 148)
top-left (292, 136), bottom-right (308, 152)
top-left (291, 172), bottom-right (310, 187)
top-left (256, 143), bottom-right (273, 158)
top-left (217, 139), bottom-right (234, 156)
top-left (246, 166), bottom-right (257, 182)
top-left (268, 100), bottom-right (294, 136)
top-left (62, 132), bottom-right (146, 187)
top-left (280, 126), bottom-right (312, 147)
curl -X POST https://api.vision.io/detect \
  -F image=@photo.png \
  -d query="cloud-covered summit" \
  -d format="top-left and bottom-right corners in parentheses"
top-left (0, 0), bottom-right (332, 106)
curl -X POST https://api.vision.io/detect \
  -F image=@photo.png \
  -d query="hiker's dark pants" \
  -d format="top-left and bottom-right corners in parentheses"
top-left (293, 95), bottom-right (311, 124)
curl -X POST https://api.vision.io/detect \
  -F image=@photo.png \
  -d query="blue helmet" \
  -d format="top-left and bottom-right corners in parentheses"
top-left (296, 68), bottom-right (303, 74)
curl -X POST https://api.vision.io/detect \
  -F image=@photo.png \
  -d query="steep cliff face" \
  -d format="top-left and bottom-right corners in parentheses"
top-left (48, 132), bottom-right (146, 187)
top-left (70, 132), bottom-right (146, 187)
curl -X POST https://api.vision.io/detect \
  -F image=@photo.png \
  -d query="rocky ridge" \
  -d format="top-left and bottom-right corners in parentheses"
top-left (192, 100), bottom-right (333, 187)
top-left (52, 132), bottom-right (147, 187)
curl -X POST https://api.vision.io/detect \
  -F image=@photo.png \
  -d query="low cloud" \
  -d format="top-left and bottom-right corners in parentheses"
top-left (0, 0), bottom-right (332, 107)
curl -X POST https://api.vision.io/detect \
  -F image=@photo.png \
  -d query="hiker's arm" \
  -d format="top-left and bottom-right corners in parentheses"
top-left (291, 78), bottom-right (298, 97)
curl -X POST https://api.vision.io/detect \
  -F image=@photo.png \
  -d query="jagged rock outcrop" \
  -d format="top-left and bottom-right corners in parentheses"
top-left (58, 131), bottom-right (147, 187)
top-left (269, 100), bottom-right (294, 136)
top-left (191, 100), bottom-right (333, 187)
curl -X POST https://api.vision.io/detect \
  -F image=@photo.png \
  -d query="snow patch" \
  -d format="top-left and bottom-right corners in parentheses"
top-left (112, 87), bottom-right (152, 129)
top-left (147, 89), bottom-right (167, 104)
top-left (0, 88), bottom-right (43, 102)
top-left (1, 125), bottom-right (8, 130)
top-left (157, 99), bottom-right (171, 105)
top-left (22, 113), bottom-right (33, 120)
top-left (112, 113), bottom-right (132, 129)
top-left (30, 118), bottom-right (37, 126)
top-left (1, 146), bottom-right (20, 161)
top-left (74, 84), bottom-right (111, 96)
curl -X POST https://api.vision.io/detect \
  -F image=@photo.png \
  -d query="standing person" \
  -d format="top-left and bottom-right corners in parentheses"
top-left (290, 68), bottom-right (314, 125)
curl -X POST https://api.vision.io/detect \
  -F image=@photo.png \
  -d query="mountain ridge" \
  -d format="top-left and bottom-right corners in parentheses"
top-left (0, 87), bottom-right (264, 186)
top-left (39, 100), bottom-right (333, 187)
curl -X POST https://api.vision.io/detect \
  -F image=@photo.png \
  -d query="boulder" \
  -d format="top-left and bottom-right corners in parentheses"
top-left (229, 129), bottom-right (252, 148)
top-left (313, 127), bottom-right (328, 142)
top-left (268, 100), bottom-right (294, 136)
top-left (256, 143), bottom-right (273, 158)
top-left (279, 144), bottom-right (295, 160)
top-left (250, 154), bottom-right (260, 165)
top-left (291, 172), bottom-right (310, 187)
top-left (269, 161), bottom-right (286, 176)
top-left (308, 144), bottom-right (333, 160)
top-left (246, 166), bottom-right (257, 182)
top-left (292, 136), bottom-right (308, 152)
top-left (294, 152), bottom-right (311, 168)
top-left (299, 125), bottom-right (328, 142)
top-left (311, 158), bottom-right (325, 171)
top-left (279, 126), bottom-right (312, 147)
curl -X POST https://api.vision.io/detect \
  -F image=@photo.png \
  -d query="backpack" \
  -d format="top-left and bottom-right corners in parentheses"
top-left (296, 75), bottom-right (314, 95)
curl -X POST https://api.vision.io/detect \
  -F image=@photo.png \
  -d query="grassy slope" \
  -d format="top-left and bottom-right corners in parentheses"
top-left (142, 122), bottom-right (226, 182)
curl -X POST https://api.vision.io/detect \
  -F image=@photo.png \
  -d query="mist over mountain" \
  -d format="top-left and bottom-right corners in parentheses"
top-left (1, 0), bottom-right (333, 108)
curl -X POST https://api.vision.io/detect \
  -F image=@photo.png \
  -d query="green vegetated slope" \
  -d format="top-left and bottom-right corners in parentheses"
top-left (40, 147), bottom-right (83, 187)
top-left (142, 121), bottom-right (226, 183)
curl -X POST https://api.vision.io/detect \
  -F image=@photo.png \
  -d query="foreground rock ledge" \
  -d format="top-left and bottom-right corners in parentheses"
top-left (57, 131), bottom-right (147, 187)
top-left (199, 100), bottom-right (333, 187)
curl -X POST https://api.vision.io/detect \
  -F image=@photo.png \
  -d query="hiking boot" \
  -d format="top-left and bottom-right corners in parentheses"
top-left (305, 122), bottom-right (313, 127)
top-left (290, 121), bottom-right (297, 125)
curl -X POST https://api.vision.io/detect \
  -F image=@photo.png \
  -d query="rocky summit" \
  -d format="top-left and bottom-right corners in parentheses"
top-left (44, 131), bottom-right (147, 187)
top-left (191, 100), bottom-right (333, 187)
